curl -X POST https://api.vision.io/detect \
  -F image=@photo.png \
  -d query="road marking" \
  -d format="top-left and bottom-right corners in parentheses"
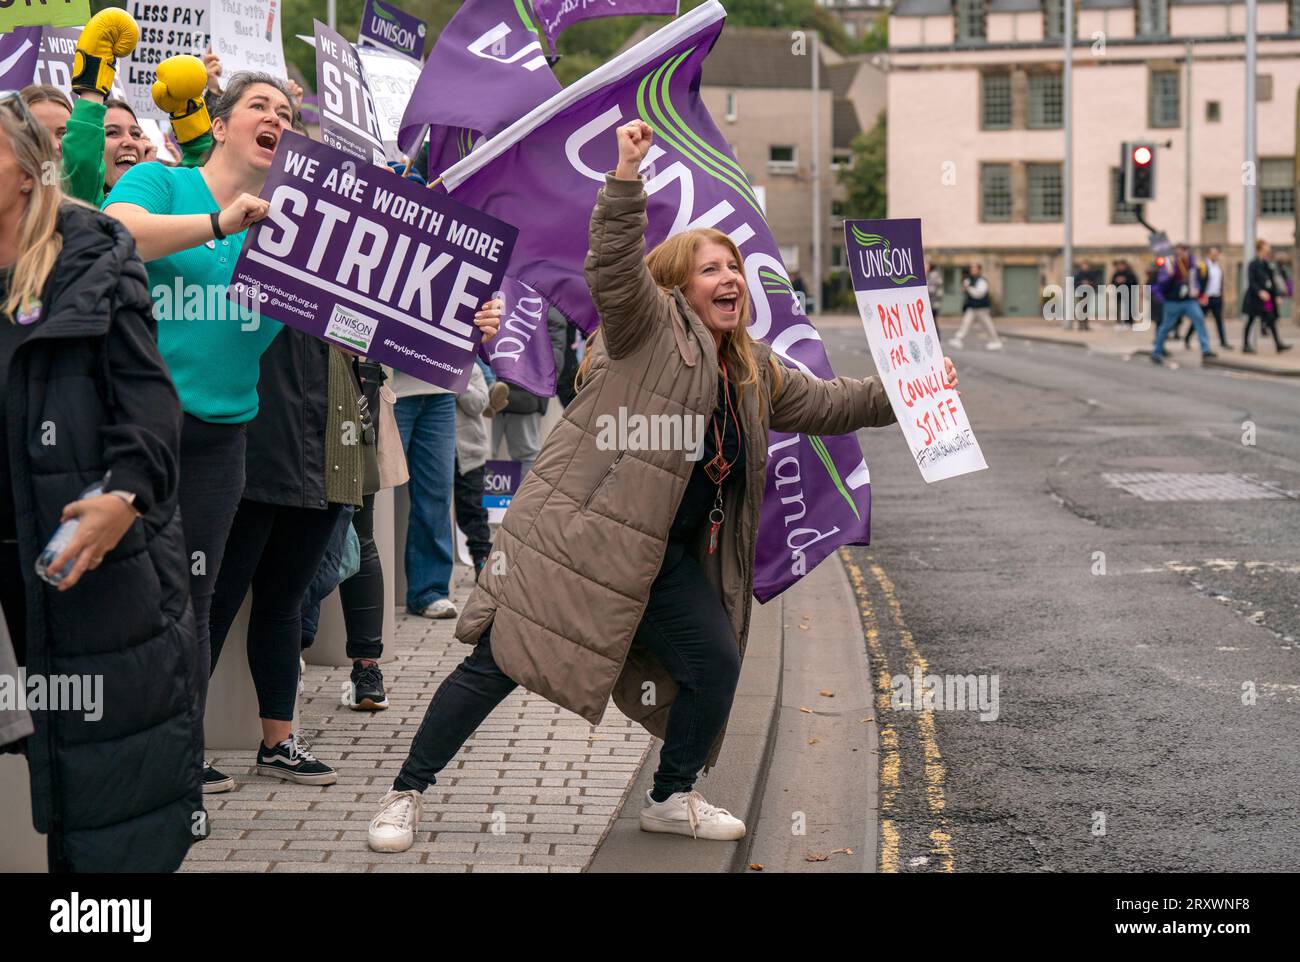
top-left (841, 549), bottom-right (901, 873)
top-left (870, 563), bottom-right (955, 873)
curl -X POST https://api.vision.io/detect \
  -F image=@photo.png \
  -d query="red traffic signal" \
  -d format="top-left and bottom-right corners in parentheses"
top-left (1122, 141), bottom-right (1156, 204)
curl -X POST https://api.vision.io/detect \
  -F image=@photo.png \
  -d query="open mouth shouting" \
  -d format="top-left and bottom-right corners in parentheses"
top-left (113, 148), bottom-right (138, 177)
top-left (255, 128), bottom-right (280, 156)
top-left (713, 293), bottom-right (739, 317)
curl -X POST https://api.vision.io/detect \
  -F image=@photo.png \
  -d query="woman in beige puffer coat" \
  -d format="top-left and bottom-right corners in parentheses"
top-left (368, 121), bottom-right (960, 849)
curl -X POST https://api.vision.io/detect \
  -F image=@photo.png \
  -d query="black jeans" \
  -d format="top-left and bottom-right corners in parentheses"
top-left (1244, 312), bottom-right (1286, 350)
top-left (300, 494), bottom-right (385, 660)
top-left (178, 414), bottom-right (247, 717)
top-left (209, 500), bottom-right (341, 721)
top-left (453, 459), bottom-right (492, 568)
top-left (339, 493), bottom-right (384, 660)
top-left (395, 542), bottom-right (740, 798)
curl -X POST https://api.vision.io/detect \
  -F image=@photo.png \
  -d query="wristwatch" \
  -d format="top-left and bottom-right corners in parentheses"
top-left (107, 489), bottom-right (142, 516)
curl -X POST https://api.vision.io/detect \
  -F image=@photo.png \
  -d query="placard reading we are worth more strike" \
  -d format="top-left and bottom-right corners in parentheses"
top-left (230, 132), bottom-right (517, 392)
top-left (845, 218), bottom-right (988, 484)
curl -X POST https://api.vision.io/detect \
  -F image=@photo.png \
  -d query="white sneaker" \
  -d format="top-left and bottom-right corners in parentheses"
top-left (411, 598), bottom-right (458, 619)
top-left (368, 789), bottom-right (423, 853)
top-left (985, 341), bottom-right (1004, 350)
top-left (948, 339), bottom-right (963, 350)
top-left (639, 789), bottom-right (746, 840)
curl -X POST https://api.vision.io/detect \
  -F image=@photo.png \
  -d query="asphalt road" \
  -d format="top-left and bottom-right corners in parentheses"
top-left (822, 318), bottom-right (1300, 872)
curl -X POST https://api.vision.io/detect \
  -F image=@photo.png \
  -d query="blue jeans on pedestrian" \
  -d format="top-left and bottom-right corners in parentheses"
top-left (394, 393), bottom-right (457, 611)
top-left (475, 356), bottom-right (497, 386)
top-left (1153, 298), bottom-right (1210, 358)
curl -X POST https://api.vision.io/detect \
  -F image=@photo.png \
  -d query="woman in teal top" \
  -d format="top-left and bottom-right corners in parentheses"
top-left (104, 72), bottom-right (294, 710)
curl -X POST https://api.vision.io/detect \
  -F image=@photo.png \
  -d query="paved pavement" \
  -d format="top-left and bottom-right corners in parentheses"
top-left (183, 588), bottom-right (652, 873)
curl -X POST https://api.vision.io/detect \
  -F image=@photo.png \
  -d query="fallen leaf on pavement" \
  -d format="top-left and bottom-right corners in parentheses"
top-left (748, 863), bottom-right (764, 871)
top-left (799, 706), bottom-right (812, 713)
top-left (805, 852), bottom-right (830, 862)
top-left (819, 689), bottom-right (835, 697)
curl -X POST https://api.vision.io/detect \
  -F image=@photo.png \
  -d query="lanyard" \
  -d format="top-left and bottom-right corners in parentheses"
top-left (706, 359), bottom-right (740, 554)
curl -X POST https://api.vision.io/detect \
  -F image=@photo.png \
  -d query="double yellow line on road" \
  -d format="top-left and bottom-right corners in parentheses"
top-left (840, 549), bottom-right (955, 873)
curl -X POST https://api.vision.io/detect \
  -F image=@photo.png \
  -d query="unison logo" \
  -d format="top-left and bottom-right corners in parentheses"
top-left (851, 226), bottom-right (916, 286)
top-left (368, 1), bottom-right (422, 53)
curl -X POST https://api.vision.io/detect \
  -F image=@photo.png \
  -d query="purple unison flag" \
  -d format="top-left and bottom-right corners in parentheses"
top-left (230, 131), bottom-right (518, 393)
top-left (479, 275), bottom-right (558, 396)
top-left (0, 28), bottom-right (41, 90)
top-left (396, 0), bottom-right (560, 157)
top-left (358, 0), bottom-right (426, 62)
top-left (439, 0), bottom-right (875, 602)
top-left (532, 0), bottom-right (680, 48)
top-left (314, 20), bottom-right (387, 167)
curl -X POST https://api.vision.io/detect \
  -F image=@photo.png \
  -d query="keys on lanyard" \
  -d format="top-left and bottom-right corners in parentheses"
top-left (708, 490), bottom-right (724, 555)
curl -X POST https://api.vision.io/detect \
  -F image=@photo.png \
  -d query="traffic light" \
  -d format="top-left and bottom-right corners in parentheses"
top-left (1122, 142), bottom-right (1156, 204)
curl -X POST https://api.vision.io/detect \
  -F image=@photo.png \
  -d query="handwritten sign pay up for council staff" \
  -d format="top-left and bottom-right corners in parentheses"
top-left (230, 131), bottom-right (518, 393)
top-left (845, 218), bottom-right (988, 484)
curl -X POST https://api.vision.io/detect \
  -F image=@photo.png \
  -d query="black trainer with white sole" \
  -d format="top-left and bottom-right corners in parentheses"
top-left (255, 735), bottom-right (337, 784)
top-left (350, 660), bottom-right (389, 711)
top-left (203, 761), bottom-right (235, 794)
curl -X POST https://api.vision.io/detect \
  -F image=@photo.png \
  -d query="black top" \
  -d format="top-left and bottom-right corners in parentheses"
top-left (0, 271), bottom-right (35, 541)
top-left (241, 326), bottom-right (330, 508)
top-left (668, 370), bottom-right (745, 545)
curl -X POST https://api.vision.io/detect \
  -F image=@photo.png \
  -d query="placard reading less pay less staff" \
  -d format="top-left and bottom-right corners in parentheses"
top-left (229, 131), bottom-right (519, 393)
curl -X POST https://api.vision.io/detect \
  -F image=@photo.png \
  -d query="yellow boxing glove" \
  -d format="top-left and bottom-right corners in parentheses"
top-left (152, 55), bottom-right (211, 145)
top-left (72, 8), bottom-right (140, 97)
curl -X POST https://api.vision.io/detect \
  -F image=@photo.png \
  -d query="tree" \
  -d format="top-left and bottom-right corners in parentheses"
top-left (838, 111), bottom-right (886, 220)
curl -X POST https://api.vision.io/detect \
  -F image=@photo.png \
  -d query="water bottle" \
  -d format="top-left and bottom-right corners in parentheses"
top-left (35, 481), bottom-right (105, 586)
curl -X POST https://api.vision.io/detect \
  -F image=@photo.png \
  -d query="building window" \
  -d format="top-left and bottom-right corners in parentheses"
top-left (832, 244), bottom-right (845, 268)
top-left (1137, 0), bottom-right (1168, 36)
top-left (955, 0), bottom-right (988, 44)
top-left (1027, 163), bottom-right (1063, 222)
top-left (1206, 100), bottom-right (1221, 123)
top-left (1043, 0), bottom-right (1074, 40)
top-left (1259, 159), bottom-right (1295, 218)
top-left (725, 91), bottom-right (737, 122)
top-left (1027, 73), bottom-right (1063, 129)
top-left (1149, 70), bottom-right (1180, 128)
top-left (1257, 74), bottom-right (1273, 102)
top-left (982, 72), bottom-right (1012, 130)
top-left (768, 144), bottom-right (796, 174)
top-left (832, 150), bottom-right (852, 170)
top-left (1202, 196), bottom-right (1227, 225)
top-left (779, 244), bottom-right (799, 270)
top-left (831, 199), bottom-right (846, 219)
top-left (1110, 168), bottom-right (1140, 224)
top-left (1292, 0), bottom-right (1300, 34)
top-left (980, 163), bottom-right (1012, 222)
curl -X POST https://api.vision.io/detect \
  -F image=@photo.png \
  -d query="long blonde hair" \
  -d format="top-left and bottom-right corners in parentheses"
top-left (0, 97), bottom-right (64, 321)
top-left (577, 228), bottom-right (782, 396)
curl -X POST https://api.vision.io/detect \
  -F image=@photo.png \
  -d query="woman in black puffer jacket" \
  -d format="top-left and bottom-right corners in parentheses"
top-left (0, 94), bottom-right (200, 872)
